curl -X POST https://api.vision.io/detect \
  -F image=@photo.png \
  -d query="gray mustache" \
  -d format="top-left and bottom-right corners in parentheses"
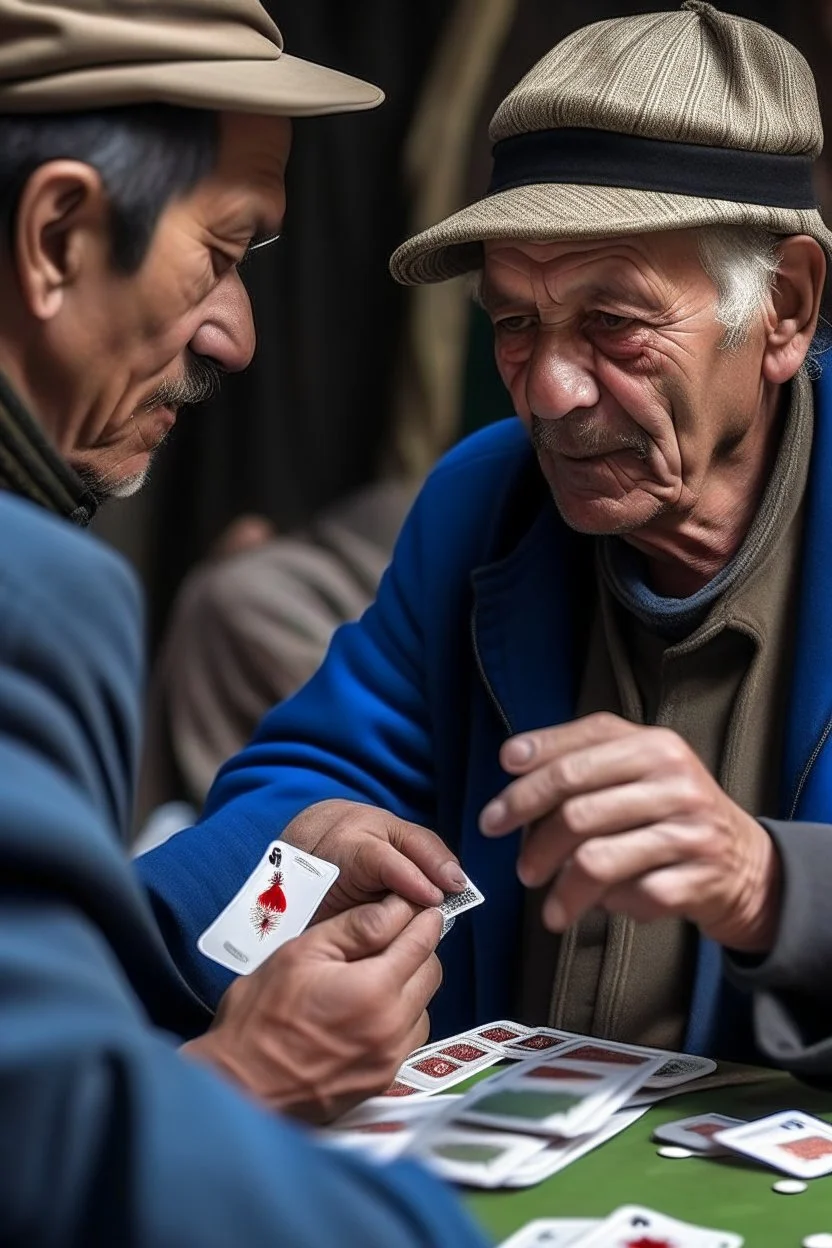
top-left (531, 413), bottom-right (651, 460)
top-left (143, 355), bottom-right (222, 411)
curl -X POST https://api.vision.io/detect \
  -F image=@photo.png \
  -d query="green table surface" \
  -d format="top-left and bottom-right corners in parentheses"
top-left (461, 1064), bottom-right (832, 1246)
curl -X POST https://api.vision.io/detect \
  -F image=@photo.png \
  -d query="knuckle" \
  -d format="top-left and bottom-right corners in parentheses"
top-left (349, 901), bottom-right (389, 947)
top-left (560, 795), bottom-right (590, 835)
top-left (573, 839), bottom-right (612, 883)
top-left (651, 727), bottom-right (689, 766)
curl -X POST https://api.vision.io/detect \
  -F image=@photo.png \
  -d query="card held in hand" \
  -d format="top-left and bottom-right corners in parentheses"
top-left (197, 840), bottom-right (339, 975)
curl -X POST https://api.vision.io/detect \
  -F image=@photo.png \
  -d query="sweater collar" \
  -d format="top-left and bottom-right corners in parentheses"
top-left (0, 371), bottom-right (98, 526)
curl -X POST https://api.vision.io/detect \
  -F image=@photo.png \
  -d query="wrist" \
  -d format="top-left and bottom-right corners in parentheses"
top-left (724, 822), bottom-right (783, 953)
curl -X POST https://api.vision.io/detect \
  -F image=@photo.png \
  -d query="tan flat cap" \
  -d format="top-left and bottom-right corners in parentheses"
top-left (0, 0), bottom-right (382, 116)
top-left (390, 1), bottom-right (832, 285)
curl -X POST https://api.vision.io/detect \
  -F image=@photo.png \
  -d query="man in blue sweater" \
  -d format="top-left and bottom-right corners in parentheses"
top-left (140, 4), bottom-right (832, 1079)
top-left (0, 0), bottom-right (488, 1243)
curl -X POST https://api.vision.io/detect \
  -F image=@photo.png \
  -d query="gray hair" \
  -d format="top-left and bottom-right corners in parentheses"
top-left (696, 224), bottom-right (781, 350)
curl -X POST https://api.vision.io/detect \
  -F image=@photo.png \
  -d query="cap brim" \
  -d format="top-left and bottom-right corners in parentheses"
top-left (390, 182), bottom-right (832, 286)
top-left (0, 51), bottom-right (383, 117)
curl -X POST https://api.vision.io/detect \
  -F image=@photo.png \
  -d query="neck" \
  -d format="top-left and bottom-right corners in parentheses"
top-left (624, 383), bottom-right (786, 598)
top-left (0, 361), bottom-right (98, 526)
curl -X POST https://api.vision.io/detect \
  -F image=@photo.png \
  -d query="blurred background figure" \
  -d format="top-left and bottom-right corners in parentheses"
top-left (111, 0), bottom-right (832, 844)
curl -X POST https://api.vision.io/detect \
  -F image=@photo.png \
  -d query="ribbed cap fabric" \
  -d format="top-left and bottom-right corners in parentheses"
top-left (390, 2), bottom-right (832, 286)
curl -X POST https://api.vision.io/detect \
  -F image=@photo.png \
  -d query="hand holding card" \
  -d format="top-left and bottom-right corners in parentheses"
top-left (185, 894), bottom-right (443, 1124)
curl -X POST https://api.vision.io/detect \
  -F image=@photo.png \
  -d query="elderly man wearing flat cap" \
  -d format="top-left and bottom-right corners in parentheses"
top-left (141, 1), bottom-right (832, 1084)
top-left (0, 0), bottom-right (493, 1244)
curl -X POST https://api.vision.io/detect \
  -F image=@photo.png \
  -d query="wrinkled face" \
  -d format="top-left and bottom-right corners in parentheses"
top-left (31, 113), bottom-right (290, 497)
top-left (482, 231), bottom-right (770, 536)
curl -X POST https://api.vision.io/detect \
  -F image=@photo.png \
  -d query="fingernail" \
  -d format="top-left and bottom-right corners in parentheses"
top-left (544, 899), bottom-right (567, 931)
top-left (504, 737), bottom-right (534, 766)
top-left (479, 799), bottom-right (506, 834)
top-left (441, 863), bottom-right (468, 891)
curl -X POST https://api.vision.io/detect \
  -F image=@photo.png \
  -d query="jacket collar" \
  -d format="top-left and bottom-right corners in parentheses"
top-left (0, 371), bottom-right (98, 526)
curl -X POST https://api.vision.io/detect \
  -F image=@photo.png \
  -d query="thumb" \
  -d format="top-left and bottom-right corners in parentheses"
top-left (311, 894), bottom-right (426, 963)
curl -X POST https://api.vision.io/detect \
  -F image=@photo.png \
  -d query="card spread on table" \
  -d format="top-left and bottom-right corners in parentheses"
top-left (457, 1041), bottom-right (663, 1138)
top-left (504, 1107), bottom-right (648, 1188)
top-left (576, 1205), bottom-right (743, 1248)
top-left (714, 1109), bottom-right (832, 1179)
top-left (418, 1126), bottom-right (548, 1188)
top-left (653, 1113), bottom-right (747, 1155)
top-left (505, 1029), bottom-right (717, 1091)
top-left (497, 1218), bottom-right (600, 1247)
top-left (397, 1034), bottom-right (503, 1092)
top-left (439, 874), bottom-right (484, 920)
top-left (197, 840), bottom-right (339, 974)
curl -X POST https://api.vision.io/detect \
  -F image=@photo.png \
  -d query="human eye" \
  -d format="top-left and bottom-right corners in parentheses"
top-left (595, 311), bottom-right (633, 330)
top-left (210, 247), bottom-right (239, 279)
top-left (494, 314), bottom-right (538, 334)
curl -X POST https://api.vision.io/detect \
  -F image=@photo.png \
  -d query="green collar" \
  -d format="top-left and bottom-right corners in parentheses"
top-left (0, 372), bottom-right (98, 526)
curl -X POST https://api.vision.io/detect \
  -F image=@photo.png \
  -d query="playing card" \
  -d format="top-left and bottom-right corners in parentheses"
top-left (471, 1020), bottom-right (532, 1047)
top-left (653, 1113), bottom-right (747, 1155)
top-left (457, 1044), bottom-right (662, 1138)
top-left (714, 1110), bottom-right (832, 1179)
top-left (197, 841), bottom-right (339, 973)
top-left (439, 873), bottom-right (484, 920)
top-left (577, 1205), bottom-right (743, 1248)
top-left (324, 1095), bottom-right (461, 1161)
top-left (502, 1028), bottom-right (573, 1058)
top-left (497, 1219), bottom-right (600, 1247)
top-left (440, 914), bottom-right (456, 939)
top-left (398, 1035), bottom-right (503, 1092)
top-left (416, 1126), bottom-right (548, 1188)
top-left (516, 1031), bottom-right (717, 1091)
top-left (504, 1107), bottom-right (648, 1187)
top-left (644, 1053), bottom-right (717, 1089)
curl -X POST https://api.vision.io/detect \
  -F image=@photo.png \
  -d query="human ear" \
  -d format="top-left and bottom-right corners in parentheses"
top-left (14, 160), bottom-right (108, 321)
top-left (761, 235), bottom-right (826, 384)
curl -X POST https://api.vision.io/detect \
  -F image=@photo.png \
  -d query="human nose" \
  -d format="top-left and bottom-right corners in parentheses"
top-left (188, 270), bottom-right (256, 373)
top-left (525, 333), bottom-right (600, 421)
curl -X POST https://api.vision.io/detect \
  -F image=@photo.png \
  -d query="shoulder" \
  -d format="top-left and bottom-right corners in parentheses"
top-left (0, 494), bottom-right (141, 627)
top-left (425, 418), bottom-right (531, 491)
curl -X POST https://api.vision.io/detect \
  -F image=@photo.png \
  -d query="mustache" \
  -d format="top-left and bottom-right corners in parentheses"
top-left (531, 413), bottom-right (651, 460)
top-left (143, 354), bottom-right (223, 411)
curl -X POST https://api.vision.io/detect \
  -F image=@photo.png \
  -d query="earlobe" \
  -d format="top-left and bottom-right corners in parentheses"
top-left (14, 161), bottom-right (106, 322)
top-left (761, 235), bottom-right (826, 384)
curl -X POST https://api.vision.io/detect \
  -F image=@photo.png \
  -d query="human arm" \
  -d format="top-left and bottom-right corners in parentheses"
top-left (136, 484), bottom-right (464, 1005)
top-left (722, 818), bottom-right (832, 1084)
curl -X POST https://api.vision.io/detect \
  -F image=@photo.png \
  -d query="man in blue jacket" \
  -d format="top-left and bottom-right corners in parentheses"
top-left (0, 0), bottom-right (489, 1243)
top-left (140, 3), bottom-right (832, 1075)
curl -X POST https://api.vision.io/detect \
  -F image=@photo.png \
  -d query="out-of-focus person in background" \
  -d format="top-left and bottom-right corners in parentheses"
top-left (138, 1), bottom-right (832, 1086)
top-left (140, 479), bottom-right (417, 825)
top-left (0, 0), bottom-right (490, 1243)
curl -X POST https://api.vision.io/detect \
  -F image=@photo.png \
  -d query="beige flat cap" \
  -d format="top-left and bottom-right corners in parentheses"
top-left (390, 1), bottom-right (832, 285)
top-left (0, 0), bottom-right (382, 116)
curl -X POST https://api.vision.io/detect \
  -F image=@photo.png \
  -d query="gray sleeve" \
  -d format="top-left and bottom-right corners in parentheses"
top-left (724, 818), bottom-right (832, 1081)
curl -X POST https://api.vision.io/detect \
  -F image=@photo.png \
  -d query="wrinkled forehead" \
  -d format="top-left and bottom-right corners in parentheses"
top-left (481, 231), bottom-right (704, 304)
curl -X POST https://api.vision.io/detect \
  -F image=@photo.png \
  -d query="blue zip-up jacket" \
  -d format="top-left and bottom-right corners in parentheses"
top-left (139, 371), bottom-right (832, 1062)
top-left (0, 492), bottom-right (488, 1248)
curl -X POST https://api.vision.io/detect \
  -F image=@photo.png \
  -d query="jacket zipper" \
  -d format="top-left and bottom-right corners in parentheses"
top-left (470, 604), bottom-right (512, 736)
top-left (788, 717), bottom-right (832, 819)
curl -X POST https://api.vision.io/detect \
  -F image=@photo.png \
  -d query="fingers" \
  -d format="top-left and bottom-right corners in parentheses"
top-left (353, 835), bottom-right (446, 908)
top-left (481, 724), bottom-right (688, 838)
top-left (499, 713), bottom-right (638, 776)
top-left (540, 825), bottom-right (685, 931)
top-left (518, 775), bottom-right (702, 886)
top-left (378, 906), bottom-right (443, 984)
top-left (312, 894), bottom-right (424, 962)
top-left (389, 818), bottom-right (468, 894)
top-left (397, 950), bottom-right (444, 1029)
